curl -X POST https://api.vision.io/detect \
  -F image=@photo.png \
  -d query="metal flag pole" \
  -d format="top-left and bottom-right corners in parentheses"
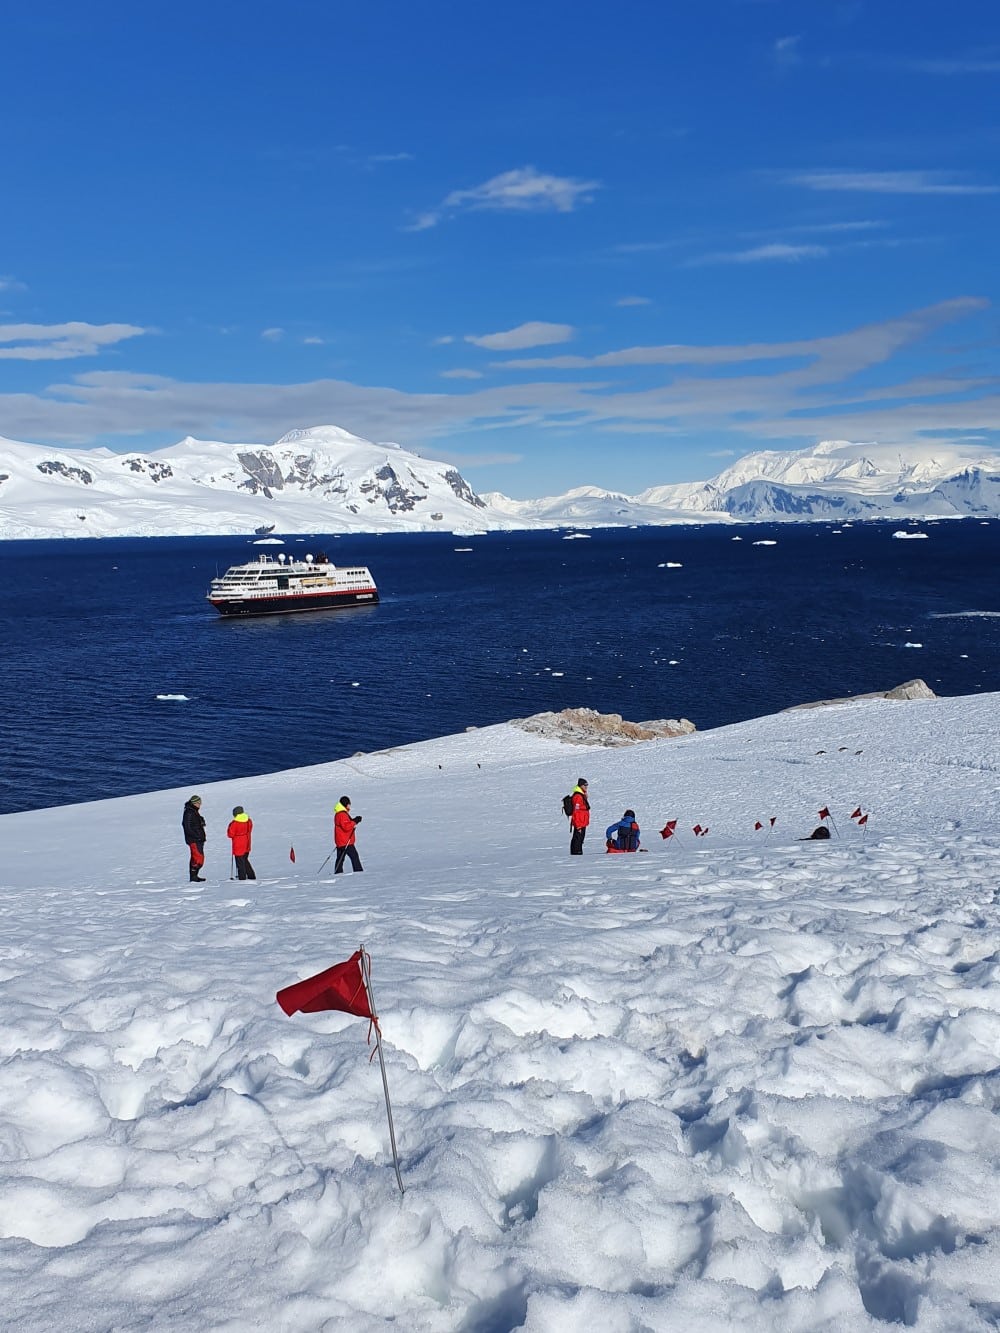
top-left (359, 946), bottom-right (404, 1195)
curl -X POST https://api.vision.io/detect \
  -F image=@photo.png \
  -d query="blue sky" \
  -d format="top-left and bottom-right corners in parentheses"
top-left (2, 0), bottom-right (998, 495)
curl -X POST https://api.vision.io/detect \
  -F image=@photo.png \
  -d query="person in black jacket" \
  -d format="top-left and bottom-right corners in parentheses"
top-left (182, 795), bottom-right (207, 881)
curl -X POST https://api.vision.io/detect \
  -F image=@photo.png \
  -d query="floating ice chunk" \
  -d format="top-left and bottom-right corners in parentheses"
top-left (669, 659), bottom-right (680, 665)
top-left (893, 531), bottom-right (928, 540)
top-left (904, 642), bottom-right (923, 648)
top-left (657, 562), bottom-right (683, 568)
top-left (454, 547), bottom-right (474, 552)
top-left (155, 694), bottom-right (189, 701)
top-left (753, 540), bottom-right (777, 546)
top-left (551, 671), bottom-right (564, 677)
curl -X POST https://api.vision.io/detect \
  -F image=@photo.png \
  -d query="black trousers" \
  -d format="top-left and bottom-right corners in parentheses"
top-left (570, 827), bottom-right (586, 855)
top-left (334, 845), bottom-right (363, 873)
top-left (234, 854), bottom-right (256, 880)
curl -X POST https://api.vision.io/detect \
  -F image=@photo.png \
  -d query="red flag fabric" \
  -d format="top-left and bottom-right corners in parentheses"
top-left (818, 807), bottom-right (831, 820)
top-left (857, 813), bottom-right (868, 826)
top-left (692, 824), bottom-right (703, 835)
top-left (701, 827), bottom-right (709, 837)
top-left (850, 807), bottom-right (862, 820)
top-left (660, 824), bottom-right (674, 839)
top-left (277, 951), bottom-right (373, 1019)
top-left (769, 817), bottom-right (777, 827)
top-left (289, 846), bottom-right (296, 862)
top-left (754, 821), bottom-right (763, 831)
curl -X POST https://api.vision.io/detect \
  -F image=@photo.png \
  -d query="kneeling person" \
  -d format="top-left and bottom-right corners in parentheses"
top-left (606, 809), bottom-right (640, 852)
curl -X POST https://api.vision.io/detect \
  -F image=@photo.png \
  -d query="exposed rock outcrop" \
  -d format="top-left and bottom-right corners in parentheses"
top-left (785, 679), bottom-right (936, 711)
top-left (513, 707), bottom-right (696, 746)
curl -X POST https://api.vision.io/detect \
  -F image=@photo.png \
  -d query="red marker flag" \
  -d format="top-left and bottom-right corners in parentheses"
top-left (692, 824), bottom-right (703, 836)
top-left (818, 807), bottom-right (831, 820)
top-left (857, 813), bottom-right (868, 827)
top-left (769, 817), bottom-right (777, 828)
top-left (754, 821), bottom-right (763, 831)
top-left (289, 846), bottom-right (296, 863)
top-left (277, 951), bottom-right (373, 1019)
top-left (850, 808), bottom-right (862, 820)
top-left (659, 820), bottom-right (677, 840)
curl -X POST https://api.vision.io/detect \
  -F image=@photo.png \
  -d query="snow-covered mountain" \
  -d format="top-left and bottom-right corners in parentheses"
top-left (492, 438), bottom-right (1000, 526)
top-left (1, 428), bottom-right (999, 537)
top-left (0, 426), bottom-right (496, 539)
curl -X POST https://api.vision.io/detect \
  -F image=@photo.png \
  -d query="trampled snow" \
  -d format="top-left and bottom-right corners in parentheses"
top-left (1, 694), bottom-right (999, 1329)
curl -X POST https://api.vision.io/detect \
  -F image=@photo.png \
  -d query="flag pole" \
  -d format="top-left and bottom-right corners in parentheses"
top-left (359, 946), bottom-right (404, 1195)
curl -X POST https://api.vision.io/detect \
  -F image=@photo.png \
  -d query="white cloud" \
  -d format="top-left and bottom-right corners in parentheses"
top-left (776, 220), bottom-right (888, 235)
top-left (440, 368), bottom-right (484, 380)
top-left (617, 296), bottom-right (652, 307)
top-left (789, 169), bottom-right (999, 196)
top-left (431, 335), bottom-right (455, 346)
top-left (774, 35), bottom-right (802, 67)
top-left (4, 299), bottom-right (994, 462)
top-left (0, 321), bottom-right (146, 361)
top-left (884, 53), bottom-right (1000, 75)
top-left (690, 242), bottom-right (829, 266)
top-left (301, 336), bottom-right (325, 345)
top-left (0, 275), bottom-right (28, 293)
top-left (466, 322), bottom-right (575, 351)
top-left (408, 166), bottom-right (600, 229)
top-left (261, 327), bottom-right (285, 341)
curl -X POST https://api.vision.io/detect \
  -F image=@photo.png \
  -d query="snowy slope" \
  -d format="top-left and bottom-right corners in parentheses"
top-left (1, 693), bottom-right (999, 1328)
top-left (2, 427), bottom-right (1000, 537)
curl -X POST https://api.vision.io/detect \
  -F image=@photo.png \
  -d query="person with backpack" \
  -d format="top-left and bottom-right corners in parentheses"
top-left (226, 805), bottom-right (256, 880)
top-left (182, 794), bottom-right (207, 882)
top-left (606, 809), bottom-right (640, 852)
top-left (334, 796), bottom-right (364, 873)
top-left (567, 779), bottom-right (590, 855)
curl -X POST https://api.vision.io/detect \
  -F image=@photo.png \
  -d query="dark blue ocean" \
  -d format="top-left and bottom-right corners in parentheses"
top-left (1, 522), bottom-right (997, 814)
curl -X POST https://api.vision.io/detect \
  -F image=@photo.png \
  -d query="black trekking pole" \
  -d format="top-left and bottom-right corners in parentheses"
top-left (316, 852), bottom-right (332, 875)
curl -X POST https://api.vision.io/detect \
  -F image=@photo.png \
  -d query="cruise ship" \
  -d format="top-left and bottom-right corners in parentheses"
top-left (207, 553), bottom-right (379, 617)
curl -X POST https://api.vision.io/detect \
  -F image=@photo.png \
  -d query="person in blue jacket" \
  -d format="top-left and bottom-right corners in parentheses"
top-left (606, 809), bottom-right (640, 852)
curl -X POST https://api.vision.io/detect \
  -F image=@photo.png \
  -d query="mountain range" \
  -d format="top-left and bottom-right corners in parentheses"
top-left (1, 425), bottom-right (998, 538)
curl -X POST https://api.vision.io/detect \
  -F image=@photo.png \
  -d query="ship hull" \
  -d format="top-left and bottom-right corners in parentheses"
top-left (210, 589), bottom-right (379, 617)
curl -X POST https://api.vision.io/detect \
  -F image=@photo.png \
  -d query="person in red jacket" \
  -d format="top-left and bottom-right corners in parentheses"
top-left (334, 796), bottom-right (364, 873)
top-left (569, 778), bottom-right (590, 855)
top-left (226, 805), bottom-right (256, 880)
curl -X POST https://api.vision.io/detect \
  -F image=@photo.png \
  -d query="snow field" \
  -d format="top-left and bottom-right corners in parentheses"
top-left (1, 695), bottom-right (999, 1329)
